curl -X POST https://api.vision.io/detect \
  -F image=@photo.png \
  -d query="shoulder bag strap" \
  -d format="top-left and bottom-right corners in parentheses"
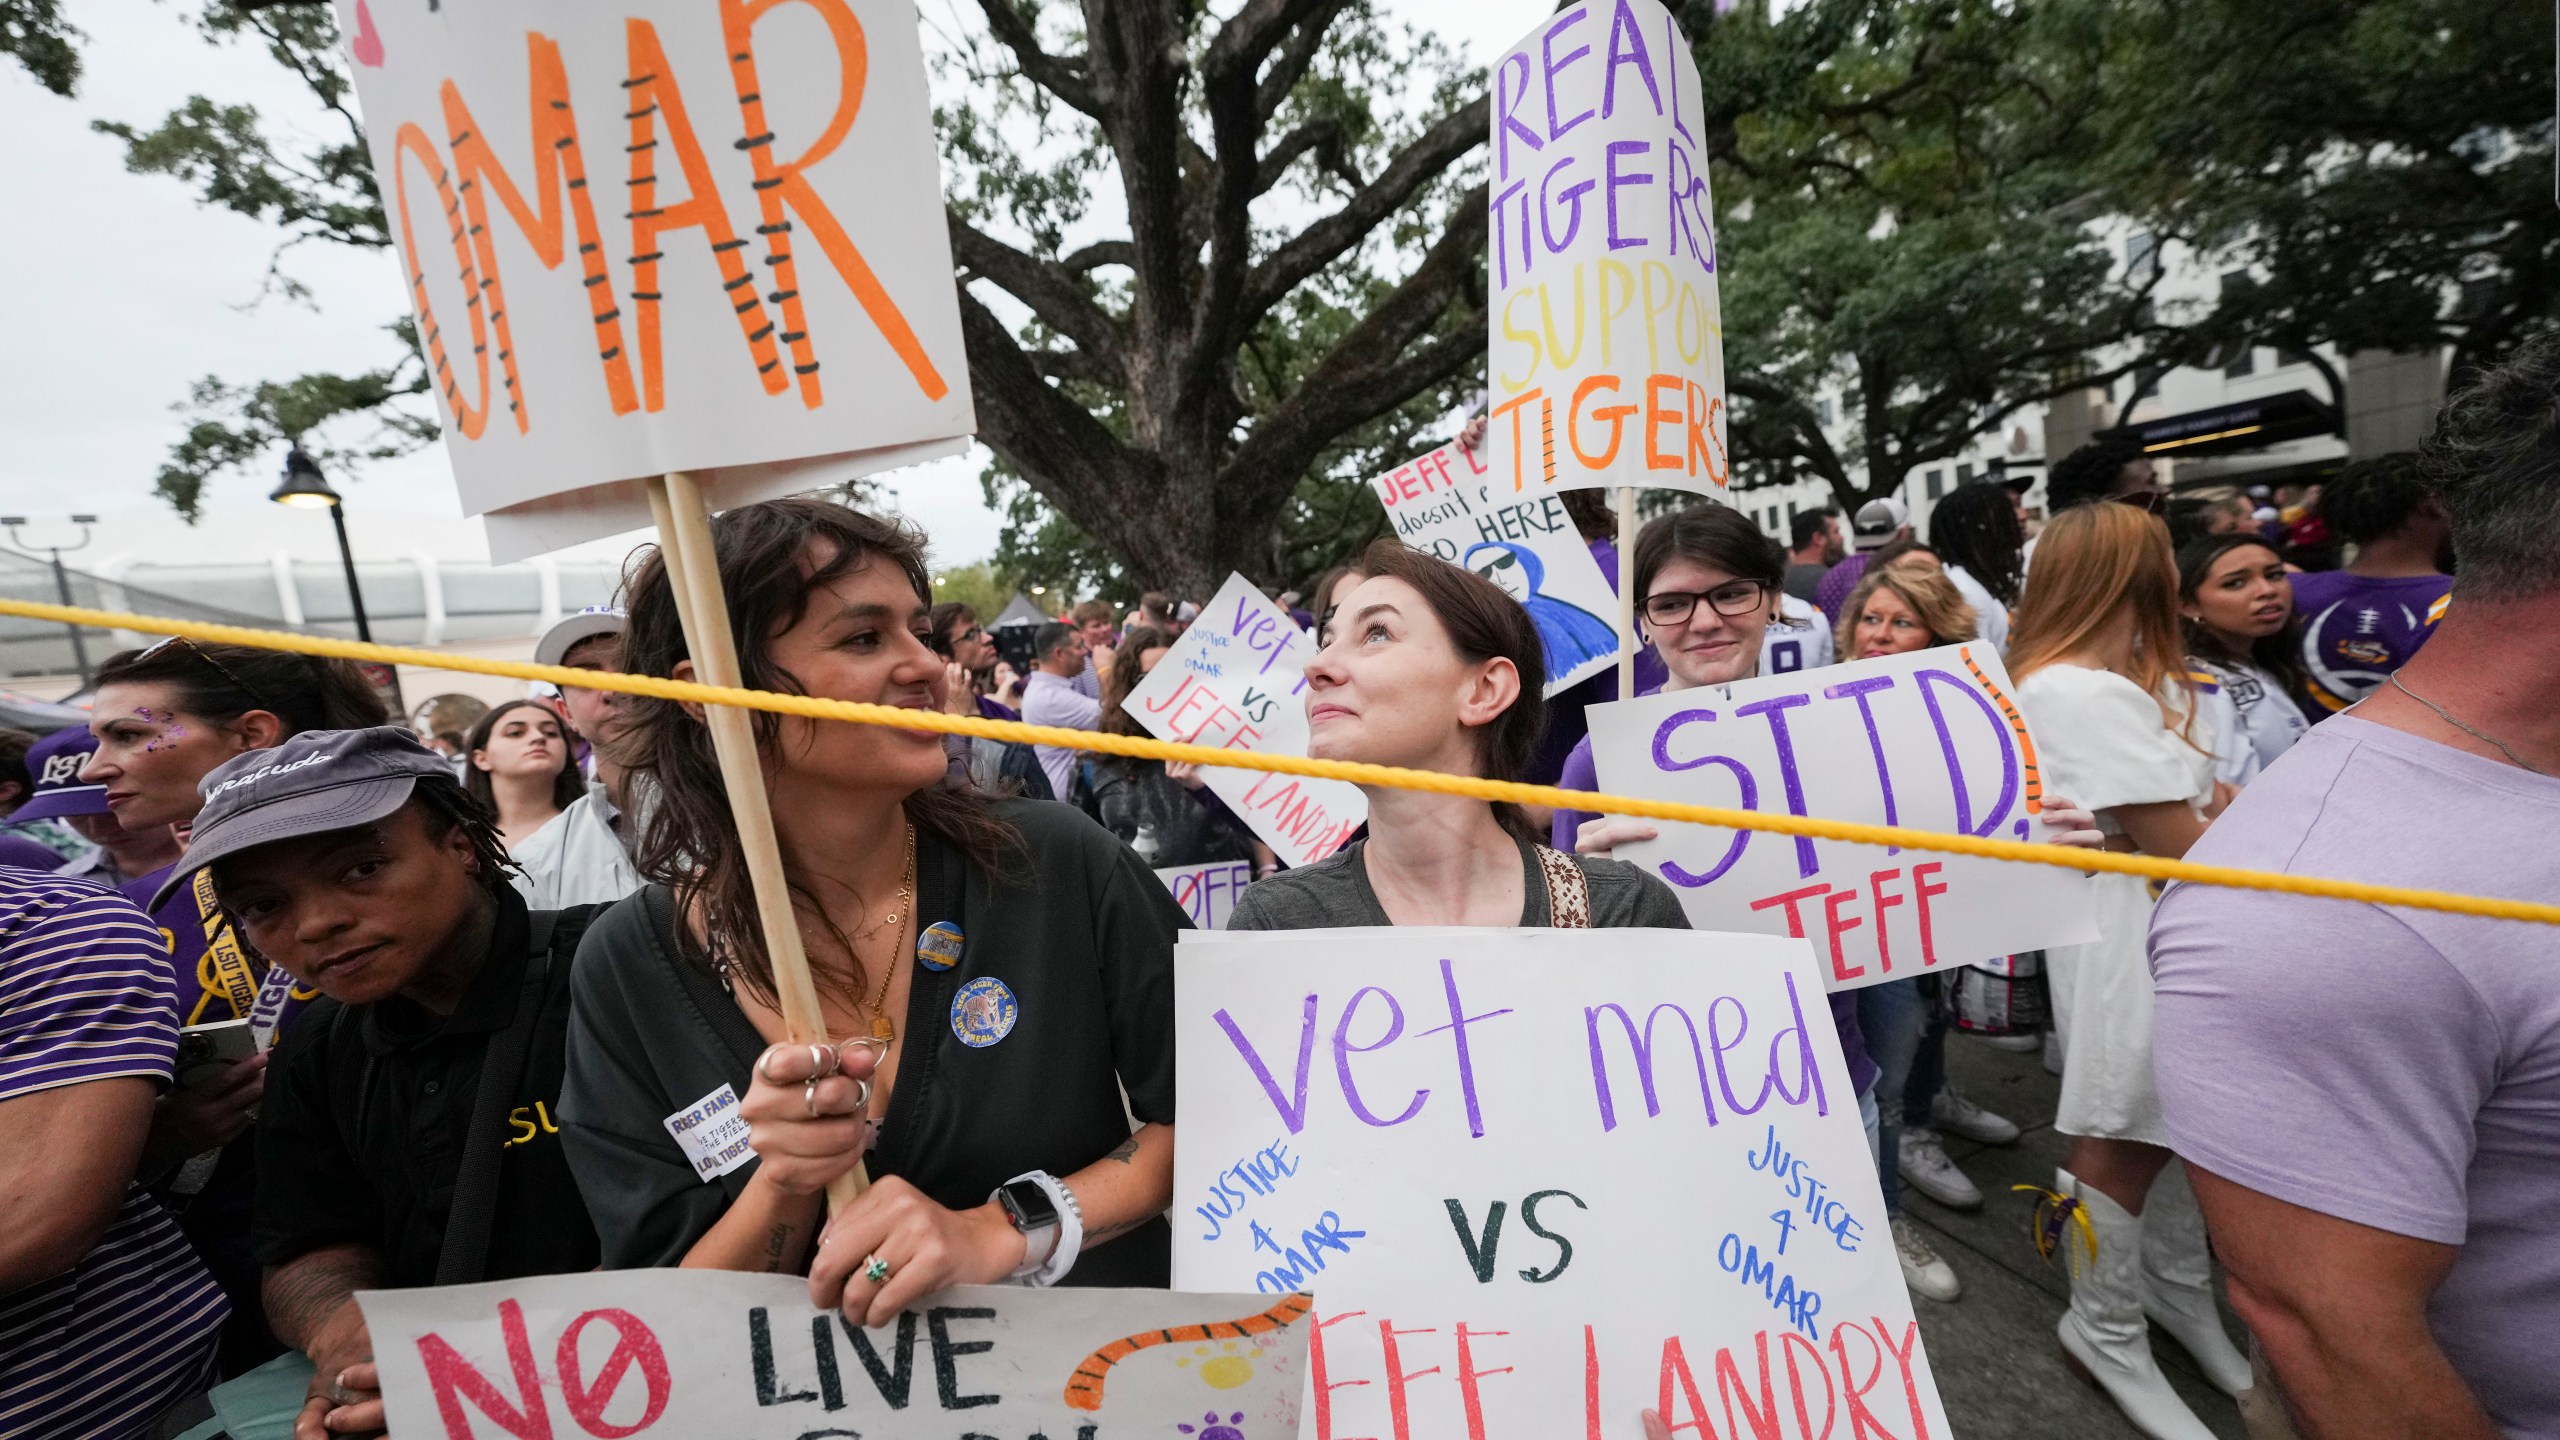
top-left (435, 911), bottom-right (560, 1286)
top-left (1535, 846), bottom-right (1592, 929)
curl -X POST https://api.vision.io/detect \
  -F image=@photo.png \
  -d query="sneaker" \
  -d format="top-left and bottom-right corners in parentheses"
top-left (1931, 1084), bottom-right (2021, 1145)
top-left (1898, 1127), bottom-right (1985, 1209)
top-left (1893, 1217), bottom-right (1962, 1302)
top-left (1971, 1031), bottom-right (2041, 1052)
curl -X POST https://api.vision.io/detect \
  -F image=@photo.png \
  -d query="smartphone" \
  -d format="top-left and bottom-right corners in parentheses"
top-left (175, 1019), bottom-right (257, 1090)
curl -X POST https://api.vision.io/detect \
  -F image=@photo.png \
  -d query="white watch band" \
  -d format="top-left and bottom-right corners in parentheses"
top-left (1003, 1170), bottom-right (1083, 1288)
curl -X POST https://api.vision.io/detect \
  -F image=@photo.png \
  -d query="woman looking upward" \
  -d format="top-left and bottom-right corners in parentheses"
top-left (1226, 541), bottom-right (1685, 931)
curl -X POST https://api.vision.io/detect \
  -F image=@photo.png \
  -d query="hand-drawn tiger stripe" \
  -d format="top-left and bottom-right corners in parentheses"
top-left (622, 20), bottom-right (786, 412)
top-left (719, 0), bottom-right (826, 409)
top-left (1961, 646), bottom-right (2043, 816)
top-left (1059, 1293), bottom-right (1314, 1412)
top-left (391, 123), bottom-right (495, 440)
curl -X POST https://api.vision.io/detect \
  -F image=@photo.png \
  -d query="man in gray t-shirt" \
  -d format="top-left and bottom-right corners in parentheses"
top-left (2149, 338), bottom-right (2560, 1440)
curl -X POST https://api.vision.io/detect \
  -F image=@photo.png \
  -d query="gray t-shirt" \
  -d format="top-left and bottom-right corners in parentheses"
top-left (1226, 833), bottom-right (1690, 931)
top-left (2149, 717), bottom-right (2560, 1437)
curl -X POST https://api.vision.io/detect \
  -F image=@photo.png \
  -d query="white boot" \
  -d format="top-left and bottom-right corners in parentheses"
top-left (2055, 1170), bottom-right (2220, 1440)
top-left (2141, 1161), bottom-right (2256, 1398)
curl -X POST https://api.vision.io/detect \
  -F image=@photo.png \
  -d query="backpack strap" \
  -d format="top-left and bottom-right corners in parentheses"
top-left (1535, 846), bottom-right (1592, 929)
top-left (435, 910), bottom-right (562, 1286)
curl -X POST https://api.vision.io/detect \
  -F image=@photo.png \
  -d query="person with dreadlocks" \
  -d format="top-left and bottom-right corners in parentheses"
top-left (164, 727), bottom-right (607, 1440)
top-left (1928, 480), bottom-right (2028, 657)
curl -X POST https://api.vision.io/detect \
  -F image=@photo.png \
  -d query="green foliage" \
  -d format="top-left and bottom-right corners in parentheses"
top-left (2080, 0), bottom-right (2557, 380)
top-left (1702, 0), bottom-right (2559, 512)
top-left (924, 561), bottom-right (1013, 622)
top-left (89, 3), bottom-right (429, 518)
top-left (1, 0), bottom-right (79, 95)
top-left (1706, 0), bottom-right (2176, 509)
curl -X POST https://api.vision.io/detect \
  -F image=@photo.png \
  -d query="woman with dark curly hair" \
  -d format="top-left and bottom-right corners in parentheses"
top-left (561, 498), bottom-right (1186, 1327)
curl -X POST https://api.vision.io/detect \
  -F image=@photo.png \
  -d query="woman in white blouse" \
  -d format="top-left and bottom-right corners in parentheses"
top-left (2010, 503), bottom-right (2250, 1440)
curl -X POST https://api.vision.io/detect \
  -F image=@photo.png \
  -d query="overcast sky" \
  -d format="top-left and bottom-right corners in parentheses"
top-left (0, 1), bottom-right (1536, 569)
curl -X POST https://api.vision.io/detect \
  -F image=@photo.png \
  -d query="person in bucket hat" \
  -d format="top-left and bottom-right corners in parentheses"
top-left (168, 727), bottom-right (605, 1439)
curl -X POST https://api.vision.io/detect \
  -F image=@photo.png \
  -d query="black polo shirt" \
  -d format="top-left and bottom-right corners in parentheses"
top-left (560, 799), bottom-right (1184, 1283)
top-left (254, 891), bottom-right (602, 1286)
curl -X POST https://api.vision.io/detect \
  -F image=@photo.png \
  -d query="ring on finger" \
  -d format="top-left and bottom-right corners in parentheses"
top-left (804, 1078), bottom-right (822, 1120)
top-left (862, 1253), bottom-right (892, 1285)
top-left (807, 1043), bottom-right (836, 1078)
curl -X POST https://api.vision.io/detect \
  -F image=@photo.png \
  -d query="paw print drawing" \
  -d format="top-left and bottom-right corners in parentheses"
top-left (1177, 1412), bottom-right (1246, 1440)
top-left (1172, 1338), bottom-right (1257, 1389)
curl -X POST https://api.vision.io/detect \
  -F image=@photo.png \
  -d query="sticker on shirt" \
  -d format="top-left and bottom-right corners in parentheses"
top-left (950, 977), bottom-right (1018, 1048)
top-left (662, 1083), bottom-right (756, 1182)
top-left (917, 920), bottom-right (964, 972)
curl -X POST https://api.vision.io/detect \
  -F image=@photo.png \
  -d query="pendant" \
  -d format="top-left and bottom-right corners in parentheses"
top-left (870, 1014), bottom-right (897, 1042)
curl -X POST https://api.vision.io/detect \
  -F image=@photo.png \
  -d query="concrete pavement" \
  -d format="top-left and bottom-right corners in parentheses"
top-left (1902, 1034), bottom-right (2250, 1439)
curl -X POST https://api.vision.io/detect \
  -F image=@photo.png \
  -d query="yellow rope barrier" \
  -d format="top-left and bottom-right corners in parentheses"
top-left (14, 595), bottom-right (2556, 927)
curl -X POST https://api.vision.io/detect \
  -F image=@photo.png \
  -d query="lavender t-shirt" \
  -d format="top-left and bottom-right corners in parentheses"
top-left (2149, 717), bottom-right (2560, 1436)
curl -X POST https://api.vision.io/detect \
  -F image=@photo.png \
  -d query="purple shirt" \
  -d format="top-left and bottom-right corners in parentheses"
top-left (2288, 570), bottom-right (2450, 716)
top-left (121, 863), bottom-right (310, 1048)
top-left (1813, 553), bottom-right (1872, 627)
top-left (0, 872), bottom-right (227, 1435)
top-left (2150, 718), bottom-right (2560, 1437)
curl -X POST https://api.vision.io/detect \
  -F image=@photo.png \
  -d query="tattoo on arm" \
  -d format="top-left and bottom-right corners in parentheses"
top-left (1104, 1134), bottom-right (1142, 1165)
top-left (263, 1246), bottom-right (389, 1353)
top-left (761, 1222), bottom-right (795, 1274)
top-left (1083, 1214), bottom-right (1150, 1247)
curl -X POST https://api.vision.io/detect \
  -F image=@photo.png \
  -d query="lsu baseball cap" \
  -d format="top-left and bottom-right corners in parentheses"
top-left (535, 606), bottom-right (627, 668)
top-left (1851, 497), bottom-right (1911, 551)
top-left (10, 726), bottom-right (110, 822)
top-left (151, 727), bottom-right (457, 910)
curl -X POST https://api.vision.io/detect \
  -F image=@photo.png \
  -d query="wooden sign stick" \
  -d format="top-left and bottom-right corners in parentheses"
top-left (1616, 485), bottom-right (1640, 701)
top-left (646, 472), bottom-right (868, 1206)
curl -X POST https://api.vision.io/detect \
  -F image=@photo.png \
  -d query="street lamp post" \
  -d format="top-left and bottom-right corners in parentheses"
top-left (271, 447), bottom-right (403, 710)
top-left (0, 514), bottom-right (99, 683)
top-left (269, 447), bottom-right (375, 645)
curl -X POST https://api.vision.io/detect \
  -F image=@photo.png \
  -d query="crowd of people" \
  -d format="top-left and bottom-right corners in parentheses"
top-left (1, 337), bottom-right (2551, 1440)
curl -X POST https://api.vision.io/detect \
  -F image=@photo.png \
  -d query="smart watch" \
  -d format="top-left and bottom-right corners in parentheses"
top-left (992, 1171), bottom-right (1082, 1286)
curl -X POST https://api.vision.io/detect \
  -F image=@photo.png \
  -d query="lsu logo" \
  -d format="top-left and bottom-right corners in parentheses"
top-left (38, 752), bottom-right (84, 786)
top-left (2339, 640), bottom-right (2393, 666)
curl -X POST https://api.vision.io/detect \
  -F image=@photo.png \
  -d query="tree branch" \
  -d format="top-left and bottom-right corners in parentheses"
top-left (1061, 240), bottom-right (1137, 274)
top-left (957, 287), bottom-right (1150, 521)
top-left (1254, 0), bottom-right (1354, 122)
top-left (948, 216), bottom-right (1126, 373)
top-left (1221, 186), bottom-right (1487, 493)
top-left (1255, 118), bottom-right (1360, 196)
top-left (969, 0), bottom-right (1100, 118)
top-left (1242, 93), bottom-right (1486, 321)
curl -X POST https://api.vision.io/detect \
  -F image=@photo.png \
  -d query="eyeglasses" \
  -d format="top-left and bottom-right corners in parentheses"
top-left (141, 634), bottom-right (276, 711)
top-left (1641, 581), bottom-right (1772, 627)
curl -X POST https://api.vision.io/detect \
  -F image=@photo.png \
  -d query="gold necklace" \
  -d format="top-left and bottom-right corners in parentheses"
top-left (859, 824), bottom-right (916, 1041)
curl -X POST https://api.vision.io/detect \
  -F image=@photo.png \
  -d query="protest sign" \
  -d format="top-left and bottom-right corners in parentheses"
top-left (1583, 643), bottom-right (2098, 990)
top-left (333, 0), bottom-right (975, 559)
top-left (1485, 0), bottom-right (1726, 500)
top-left (1119, 574), bottom-right (1365, 870)
top-left (1160, 858), bottom-right (1258, 932)
top-left (361, 1272), bottom-right (1310, 1439)
top-left (1372, 439), bottom-right (1621, 695)
top-left (1174, 926), bottom-right (1948, 1440)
